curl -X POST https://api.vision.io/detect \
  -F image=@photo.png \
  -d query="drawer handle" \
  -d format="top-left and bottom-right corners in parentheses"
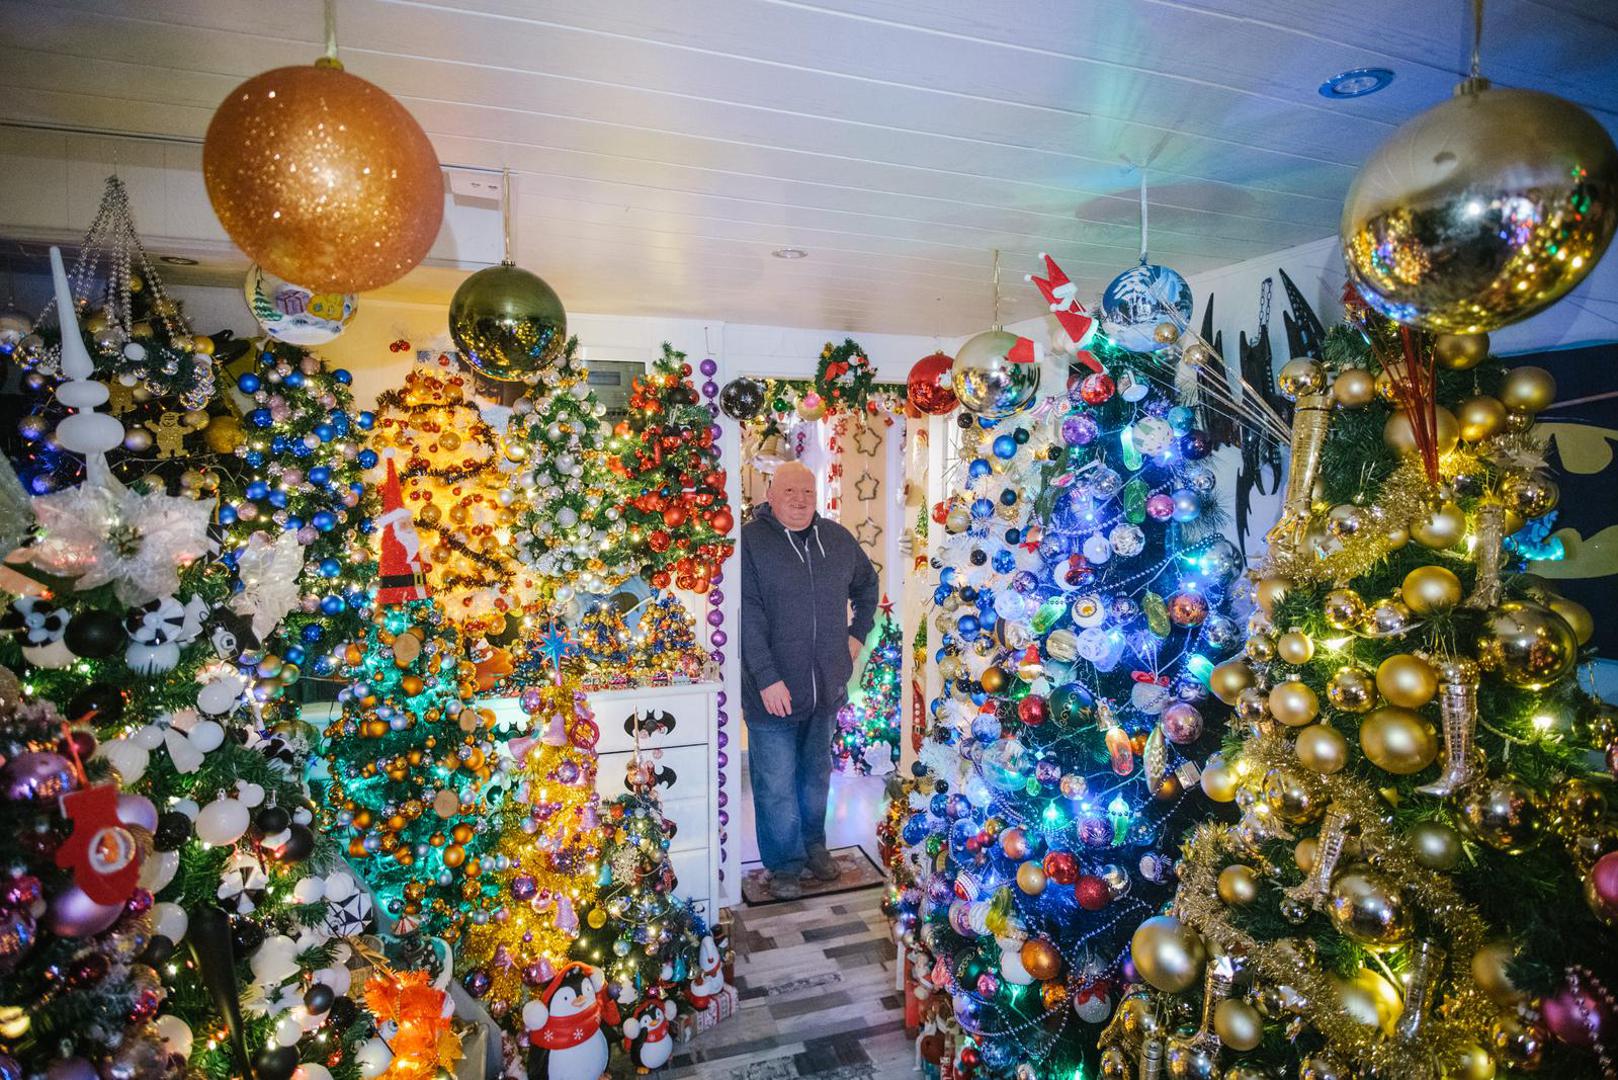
top-left (623, 710), bottom-right (678, 738)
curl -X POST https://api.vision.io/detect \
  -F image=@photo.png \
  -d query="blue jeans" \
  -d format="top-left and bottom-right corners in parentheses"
top-left (746, 704), bottom-right (836, 876)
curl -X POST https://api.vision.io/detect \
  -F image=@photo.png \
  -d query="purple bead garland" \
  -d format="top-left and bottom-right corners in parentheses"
top-left (700, 358), bottom-right (731, 882)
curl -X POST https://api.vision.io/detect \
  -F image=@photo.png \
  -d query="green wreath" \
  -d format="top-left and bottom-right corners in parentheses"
top-left (815, 338), bottom-right (875, 414)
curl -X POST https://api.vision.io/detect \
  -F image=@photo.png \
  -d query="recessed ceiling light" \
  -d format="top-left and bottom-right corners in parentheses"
top-left (159, 255), bottom-right (199, 265)
top-left (1319, 67), bottom-right (1395, 99)
top-left (772, 247), bottom-right (808, 260)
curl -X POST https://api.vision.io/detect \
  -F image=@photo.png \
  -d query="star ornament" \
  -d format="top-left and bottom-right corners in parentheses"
top-left (20, 457), bottom-right (215, 605)
top-left (854, 518), bottom-right (883, 549)
top-left (539, 618), bottom-right (577, 675)
top-left (854, 470), bottom-right (880, 503)
top-left (852, 425), bottom-right (882, 458)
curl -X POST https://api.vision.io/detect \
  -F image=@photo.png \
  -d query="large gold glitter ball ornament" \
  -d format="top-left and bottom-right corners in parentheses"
top-left (1459, 777), bottom-right (1541, 853)
top-left (1384, 406), bottom-right (1460, 457)
top-left (1130, 915), bottom-right (1206, 994)
top-left (1327, 866), bottom-right (1413, 949)
top-left (1548, 596), bottom-right (1594, 646)
top-left (1295, 723), bottom-right (1350, 774)
top-left (202, 414), bottom-right (244, 455)
top-left (1213, 999), bottom-right (1264, 1052)
top-left (1331, 367), bottom-right (1376, 408)
top-left (1360, 705), bottom-right (1438, 774)
top-left (1208, 661), bottom-right (1256, 706)
top-left (1499, 366), bottom-right (1557, 414)
top-left (1456, 394), bottom-right (1507, 442)
top-left (1412, 501), bottom-right (1467, 549)
top-left (203, 62), bottom-right (444, 293)
top-left (1409, 820), bottom-right (1462, 870)
top-left (1472, 941), bottom-right (1528, 1006)
top-left (1276, 630), bottom-right (1315, 666)
top-left (951, 330), bottom-right (1041, 419)
top-left (1435, 332), bottom-right (1491, 370)
top-left (1217, 864), bottom-right (1260, 906)
top-left (1341, 82), bottom-right (1618, 334)
top-left (1263, 767), bottom-right (1324, 825)
top-left (1477, 600), bottom-right (1577, 689)
top-left (1326, 665), bottom-right (1376, 713)
top-left (1323, 588), bottom-right (1366, 630)
top-left (449, 261), bottom-right (567, 382)
top-left (1401, 564), bottom-right (1464, 616)
top-left (1277, 358), bottom-right (1327, 399)
top-left (1268, 680), bottom-right (1319, 727)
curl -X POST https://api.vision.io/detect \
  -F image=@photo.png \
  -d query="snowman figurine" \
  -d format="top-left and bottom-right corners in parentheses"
top-left (621, 997), bottom-right (677, 1074)
top-left (523, 963), bottom-right (608, 1080)
top-left (685, 933), bottom-right (725, 1010)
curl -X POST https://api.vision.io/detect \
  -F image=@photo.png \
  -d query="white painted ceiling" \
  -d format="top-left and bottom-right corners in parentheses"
top-left (1, 0), bottom-right (1615, 336)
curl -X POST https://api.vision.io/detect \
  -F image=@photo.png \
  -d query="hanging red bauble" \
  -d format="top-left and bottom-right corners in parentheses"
top-left (1079, 373), bottom-right (1116, 405)
top-left (1074, 875), bottom-right (1110, 912)
top-left (662, 506), bottom-right (687, 528)
top-left (651, 572), bottom-right (671, 589)
top-left (1042, 851), bottom-right (1078, 886)
top-left (908, 351), bottom-right (959, 415)
top-left (711, 508), bottom-right (735, 535)
top-left (648, 531), bottom-right (672, 553)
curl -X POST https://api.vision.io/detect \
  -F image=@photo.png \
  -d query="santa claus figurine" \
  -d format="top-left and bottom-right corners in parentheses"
top-left (523, 963), bottom-right (608, 1080)
top-left (621, 996), bottom-right (677, 1073)
top-left (686, 933), bottom-right (725, 1010)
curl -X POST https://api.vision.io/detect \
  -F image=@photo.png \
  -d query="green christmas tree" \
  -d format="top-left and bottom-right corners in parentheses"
top-left (833, 612), bottom-right (902, 775)
top-left (574, 601), bottom-right (632, 670)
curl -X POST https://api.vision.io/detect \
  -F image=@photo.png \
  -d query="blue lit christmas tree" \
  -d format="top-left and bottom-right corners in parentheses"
top-left (835, 610), bottom-right (902, 775)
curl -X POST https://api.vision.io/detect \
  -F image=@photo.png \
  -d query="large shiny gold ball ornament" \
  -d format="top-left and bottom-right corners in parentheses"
top-left (1200, 755), bottom-right (1238, 802)
top-left (448, 262), bottom-right (568, 382)
top-left (1253, 576), bottom-right (1288, 616)
top-left (1276, 630), bottom-right (1315, 665)
top-left (1499, 366), bottom-right (1557, 414)
top-left (1213, 999), bottom-right (1264, 1052)
top-left (1217, 864), bottom-right (1261, 906)
top-left (1331, 367), bottom-right (1376, 408)
top-left (1327, 866), bottom-right (1413, 949)
top-left (1341, 83), bottom-right (1618, 333)
top-left (1412, 501), bottom-right (1466, 549)
top-left (1435, 332), bottom-right (1492, 370)
top-left (1500, 470), bottom-right (1559, 518)
top-left (1208, 661), bottom-right (1256, 706)
top-left (1323, 588), bottom-right (1366, 630)
top-left (1295, 723), bottom-right (1350, 774)
top-left (203, 63), bottom-right (444, 293)
top-left (1263, 767), bottom-right (1324, 825)
top-left (1471, 942), bottom-right (1527, 1006)
top-left (1477, 600), bottom-right (1577, 689)
top-left (1130, 916), bottom-right (1206, 993)
top-left (1234, 687), bottom-right (1270, 725)
top-left (1410, 820), bottom-right (1462, 870)
top-left (951, 330), bottom-right (1040, 419)
top-left (1245, 634), bottom-right (1277, 663)
top-left (1547, 596), bottom-right (1594, 646)
top-left (1326, 665), bottom-right (1377, 713)
top-left (1334, 967), bottom-right (1403, 1034)
top-left (1277, 358), bottom-right (1327, 400)
top-left (1384, 406), bottom-right (1460, 457)
top-left (1374, 652), bottom-right (1437, 708)
top-left (1016, 860), bottom-right (1048, 896)
top-left (1401, 565), bottom-right (1464, 616)
top-left (1459, 777), bottom-right (1541, 853)
top-left (1019, 938), bottom-right (1062, 982)
top-left (1268, 680), bottom-right (1319, 727)
top-left (1364, 595), bottom-right (1414, 638)
top-left (1457, 395), bottom-right (1507, 442)
top-left (1360, 706), bottom-right (1438, 774)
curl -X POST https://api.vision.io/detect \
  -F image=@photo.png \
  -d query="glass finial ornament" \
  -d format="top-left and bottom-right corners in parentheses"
top-left (47, 247), bottom-right (124, 457)
top-left (1100, 173), bottom-right (1193, 351)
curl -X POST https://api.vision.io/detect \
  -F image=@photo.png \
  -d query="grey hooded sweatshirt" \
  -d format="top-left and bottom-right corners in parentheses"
top-left (739, 503), bottom-right (880, 724)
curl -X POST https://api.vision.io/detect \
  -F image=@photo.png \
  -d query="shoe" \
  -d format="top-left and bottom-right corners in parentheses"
top-left (767, 872), bottom-right (803, 900)
top-left (804, 846), bottom-right (840, 882)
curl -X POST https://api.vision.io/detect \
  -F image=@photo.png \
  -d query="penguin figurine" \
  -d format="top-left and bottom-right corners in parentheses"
top-left (686, 933), bottom-right (725, 1010)
top-left (621, 997), bottom-right (677, 1074)
top-left (523, 962), bottom-right (609, 1080)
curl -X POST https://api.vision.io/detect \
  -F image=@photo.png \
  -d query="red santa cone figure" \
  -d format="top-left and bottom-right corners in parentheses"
top-left (686, 933), bottom-right (725, 1010)
top-left (523, 962), bottom-right (609, 1080)
top-left (621, 997), bottom-right (677, 1073)
top-left (1026, 252), bottom-right (1098, 349)
top-left (374, 455), bottom-right (429, 606)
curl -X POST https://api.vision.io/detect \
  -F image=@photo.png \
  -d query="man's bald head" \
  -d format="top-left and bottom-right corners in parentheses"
top-left (768, 461), bottom-right (817, 530)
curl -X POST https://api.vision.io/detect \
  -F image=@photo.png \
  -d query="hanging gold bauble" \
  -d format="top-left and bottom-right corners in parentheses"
top-left (1376, 652), bottom-right (1437, 708)
top-left (1499, 470), bottom-right (1560, 518)
top-left (1263, 767), bottom-right (1324, 825)
top-left (1208, 661), bottom-right (1256, 706)
top-left (1334, 967), bottom-right (1404, 1035)
top-left (1245, 634), bottom-right (1277, 663)
top-left (1401, 564), bottom-right (1464, 616)
top-left (1276, 630), bottom-right (1315, 665)
top-left (1331, 368), bottom-right (1376, 408)
top-left (1326, 665), bottom-right (1377, 712)
top-left (1295, 723), bottom-right (1350, 774)
top-left (1200, 756), bottom-right (1238, 802)
top-left (1411, 501), bottom-right (1466, 549)
top-left (1472, 941), bottom-right (1528, 1006)
top-left (1459, 777), bottom-right (1541, 853)
top-left (1363, 595), bottom-right (1414, 637)
top-left (1278, 358), bottom-right (1327, 398)
top-left (1435, 332), bottom-right (1492, 370)
top-left (1327, 866), bottom-right (1413, 949)
top-left (202, 414), bottom-right (244, 454)
top-left (1268, 680), bottom-right (1319, 727)
top-left (1293, 836), bottom-right (1320, 873)
top-left (1213, 999), bottom-right (1264, 1052)
top-left (1341, 82), bottom-right (1618, 334)
top-left (1323, 588), bottom-right (1366, 630)
top-left (1491, 1013), bottom-right (1548, 1071)
top-left (1016, 860), bottom-right (1048, 896)
top-left (449, 261), bottom-right (568, 382)
top-left (1450, 1045), bottom-right (1498, 1080)
top-left (1217, 864), bottom-right (1261, 906)
top-left (1384, 406), bottom-right (1460, 457)
top-left (1476, 600), bottom-right (1577, 689)
top-left (1360, 706), bottom-right (1438, 774)
top-left (1129, 916), bottom-right (1206, 994)
top-left (1409, 820), bottom-right (1462, 870)
top-left (203, 63), bottom-right (444, 293)
top-left (1499, 366), bottom-right (1557, 414)
top-left (1547, 596), bottom-right (1594, 646)
top-left (1019, 938), bottom-right (1062, 982)
top-left (1457, 395), bottom-right (1507, 442)
top-left (1253, 576), bottom-right (1288, 616)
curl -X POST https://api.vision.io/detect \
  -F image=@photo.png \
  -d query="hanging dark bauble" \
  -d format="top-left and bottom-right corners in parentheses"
top-left (719, 378), bottom-right (766, 421)
top-left (254, 1046), bottom-right (299, 1080)
top-left (270, 823), bottom-right (316, 863)
top-left (255, 806), bottom-right (291, 836)
top-left (448, 260), bottom-right (567, 382)
top-left (63, 610), bottom-right (125, 659)
top-left (67, 682), bottom-right (124, 725)
top-left (230, 917), bottom-right (265, 954)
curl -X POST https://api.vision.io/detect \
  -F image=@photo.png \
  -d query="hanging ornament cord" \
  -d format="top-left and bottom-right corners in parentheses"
top-left (990, 248), bottom-right (1002, 331)
top-left (1464, 0), bottom-right (1488, 92)
top-left (501, 166), bottom-right (516, 266)
top-left (1139, 169), bottom-right (1149, 265)
top-left (318, 0), bottom-right (343, 69)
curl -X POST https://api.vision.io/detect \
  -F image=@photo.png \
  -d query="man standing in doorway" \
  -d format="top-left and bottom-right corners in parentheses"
top-left (740, 460), bottom-right (879, 900)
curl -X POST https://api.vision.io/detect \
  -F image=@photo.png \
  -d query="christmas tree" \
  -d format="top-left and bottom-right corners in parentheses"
top-left (1101, 317), bottom-right (1618, 1079)
top-left (370, 352), bottom-right (533, 636)
top-left (635, 590), bottom-right (708, 680)
top-left (605, 344), bottom-right (735, 592)
top-left (312, 459), bottom-right (501, 942)
top-left (218, 338), bottom-right (379, 695)
top-left (895, 340), bottom-right (1243, 1076)
top-left (834, 610), bottom-right (903, 776)
top-left (574, 600), bottom-right (632, 671)
top-left (509, 337), bottom-right (631, 595)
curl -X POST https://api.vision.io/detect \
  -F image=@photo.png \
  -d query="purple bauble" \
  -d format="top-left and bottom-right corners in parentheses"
top-left (1061, 414), bottom-right (1098, 447)
top-left (0, 908), bottom-right (35, 975)
top-left (1, 873), bottom-right (42, 912)
top-left (700, 358), bottom-right (718, 377)
top-left (1592, 852), bottom-right (1618, 917)
top-left (44, 884), bottom-right (123, 938)
top-left (712, 649), bottom-right (725, 664)
top-left (1078, 815), bottom-right (1111, 848)
top-left (706, 609), bottom-right (724, 627)
top-left (2, 752), bottom-right (77, 802)
top-left (0, 1053), bottom-right (19, 1080)
top-left (510, 875), bottom-right (537, 901)
top-left (1145, 494), bottom-right (1175, 521)
top-left (709, 588), bottom-right (725, 606)
top-left (522, 962), bottom-right (549, 987)
top-left (710, 630), bottom-right (728, 647)
top-left (1542, 977), bottom-right (1613, 1049)
top-left (462, 969), bottom-right (492, 998)
top-left (519, 687), bottom-right (544, 715)
top-left (1160, 703), bottom-right (1204, 745)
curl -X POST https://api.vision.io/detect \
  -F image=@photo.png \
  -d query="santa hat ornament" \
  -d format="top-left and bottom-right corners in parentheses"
top-left (374, 455), bottom-right (429, 606)
top-left (1028, 253), bottom-right (1103, 373)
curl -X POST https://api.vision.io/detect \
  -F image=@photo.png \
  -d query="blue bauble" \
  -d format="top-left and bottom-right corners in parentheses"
top-left (968, 458), bottom-right (992, 479)
top-left (330, 413), bottom-right (350, 435)
top-left (248, 408), bottom-right (272, 428)
top-left (313, 423), bottom-right (335, 442)
top-left (357, 449), bottom-right (378, 469)
top-left (284, 515), bottom-right (304, 531)
top-left (285, 371), bottom-right (305, 388)
top-left (284, 645), bottom-right (306, 665)
top-left (271, 436), bottom-right (288, 454)
top-left (1167, 405), bottom-right (1196, 433)
top-left (268, 490), bottom-right (289, 509)
top-left (313, 655), bottom-right (335, 676)
top-left (312, 510), bottom-right (338, 532)
top-left (218, 505), bottom-right (238, 525)
top-left (991, 549), bottom-right (1015, 574)
top-left (333, 368), bottom-right (352, 385)
top-left (356, 411), bottom-right (375, 430)
top-left (1100, 260), bottom-right (1194, 352)
top-left (292, 441), bottom-right (314, 458)
top-left (956, 614), bottom-right (980, 639)
top-left (245, 480), bottom-right (270, 500)
top-left (320, 594), bottom-right (345, 615)
top-left (238, 373), bottom-right (261, 394)
top-left (244, 450), bottom-right (265, 468)
top-left (308, 466), bottom-right (331, 486)
top-left (318, 558), bottom-right (342, 577)
top-left (992, 434), bottom-right (1018, 459)
top-left (970, 498), bottom-right (995, 519)
top-left (301, 623), bottom-right (325, 643)
top-left (1181, 430), bottom-right (1211, 459)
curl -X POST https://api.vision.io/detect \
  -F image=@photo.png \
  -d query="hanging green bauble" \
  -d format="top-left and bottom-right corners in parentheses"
top-left (448, 260), bottom-right (566, 382)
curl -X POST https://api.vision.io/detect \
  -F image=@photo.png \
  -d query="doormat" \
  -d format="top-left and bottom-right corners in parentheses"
top-left (739, 845), bottom-right (885, 907)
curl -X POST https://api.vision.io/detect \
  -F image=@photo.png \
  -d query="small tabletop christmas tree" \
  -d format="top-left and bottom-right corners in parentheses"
top-left (834, 608), bottom-right (902, 775)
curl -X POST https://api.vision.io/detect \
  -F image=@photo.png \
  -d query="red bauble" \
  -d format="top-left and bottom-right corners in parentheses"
top-left (1017, 695), bottom-right (1048, 726)
top-left (1042, 851), bottom-right (1078, 886)
top-left (1167, 591), bottom-right (1209, 627)
top-left (1079, 372), bottom-right (1115, 405)
top-left (908, 351), bottom-right (958, 415)
top-left (651, 572), bottom-right (671, 589)
top-left (705, 470), bottom-right (726, 489)
top-left (1073, 874), bottom-right (1110, 911)
top-left (648, 530), bottom-right (672, 553)
top-left (932, 501), bottom-right (950, 525)
top-left (710, 508), bottom-right (735, 535)
top-left (662, 506), bottom-right (687, 529)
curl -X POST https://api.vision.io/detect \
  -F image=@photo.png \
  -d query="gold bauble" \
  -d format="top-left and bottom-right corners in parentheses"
top-left (1327, 866), bottom-right (1413, 949)
top-left (1401, 564), bottom-right (1464, 616)
top-left (1276, 630), bottom-right (1315, 665)
top-left (1384, 406), bottom-right (1460, 457)
top-left (1334, 968), bottom-right (1404, 1035)
top-left (1277, 358), bottom-right (1327, 399)
top-left (1459, 777), bottom-right (1541, 853)
top-left (1020, 938), bottom-right (1062, 982)
top-left (1410, 820), bottom-right (1462, 870)
top-left (1245, 634), bottom-right (1277, 663)
top-left (1477, 600), bottom-right (1577, 689)
top-left (1435, 332), bottom-right (1492, 370)
top-left (1208, 661), bottom-right (1256, 706)
top-left (1491, 1014), bottom-right (1548, 1071)
top-left (203, 63), bottom-right (444, 293)
top-left (1253, 576), bottom-right (1288, 616)
top-left (1360, 706), bottom-right (1438, 774)
top-left (1548, 596), bottom-right (1594, 646)
top-left (1129, 916), bottom-right (1206, 994)
top-left (1457, 394), bottom-right (1507, 441)
top-left (1292, 837), bottom-right (1320, 875)
top-left (203, 414), bottom-right (244, 454)
top-left (1375, 652), bottom-right (1437, 708)
top-left (1016, 860), bottom-right (1048, 896)
top-left (1452, 1045), bottom-right (1498, 1080)
top-left (1374, 369), bottom-right (1400, 403)
top-left (1326, 665), bottom-right (1377, 713)
top-left (1200, 756), bottom-right (1238, 803)
top-left (449, 262), bottom-right (569, 382)
top-left (1331, 367), bottom-right (1376, 408)
top-left (1411, 501), bottom-right (1466, 549)
top-left (1213, 999), bottom-right (1264, 1052)
top-left (1472, 941), bottom-right (1527, 1006)
top-left (418, 503), bottom-right (443, 527)
top-left (1216, 864), bottom-right (1261, 906)
top-left (1323, 588), bottom-right (1366, 630)
top-left (1499, 366), bottom-right (1557, 414)
top-left (980, 666), bottom-right (1007, 694)
top-left (1295, 723), bottom-right (1350, 774)
top-left (1263, 767), bottom-right (1324, 825)
top-left (1268, 680), bottom-right (1319, 727)
top-left (1366, 593), bottom-right (1413, 635)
